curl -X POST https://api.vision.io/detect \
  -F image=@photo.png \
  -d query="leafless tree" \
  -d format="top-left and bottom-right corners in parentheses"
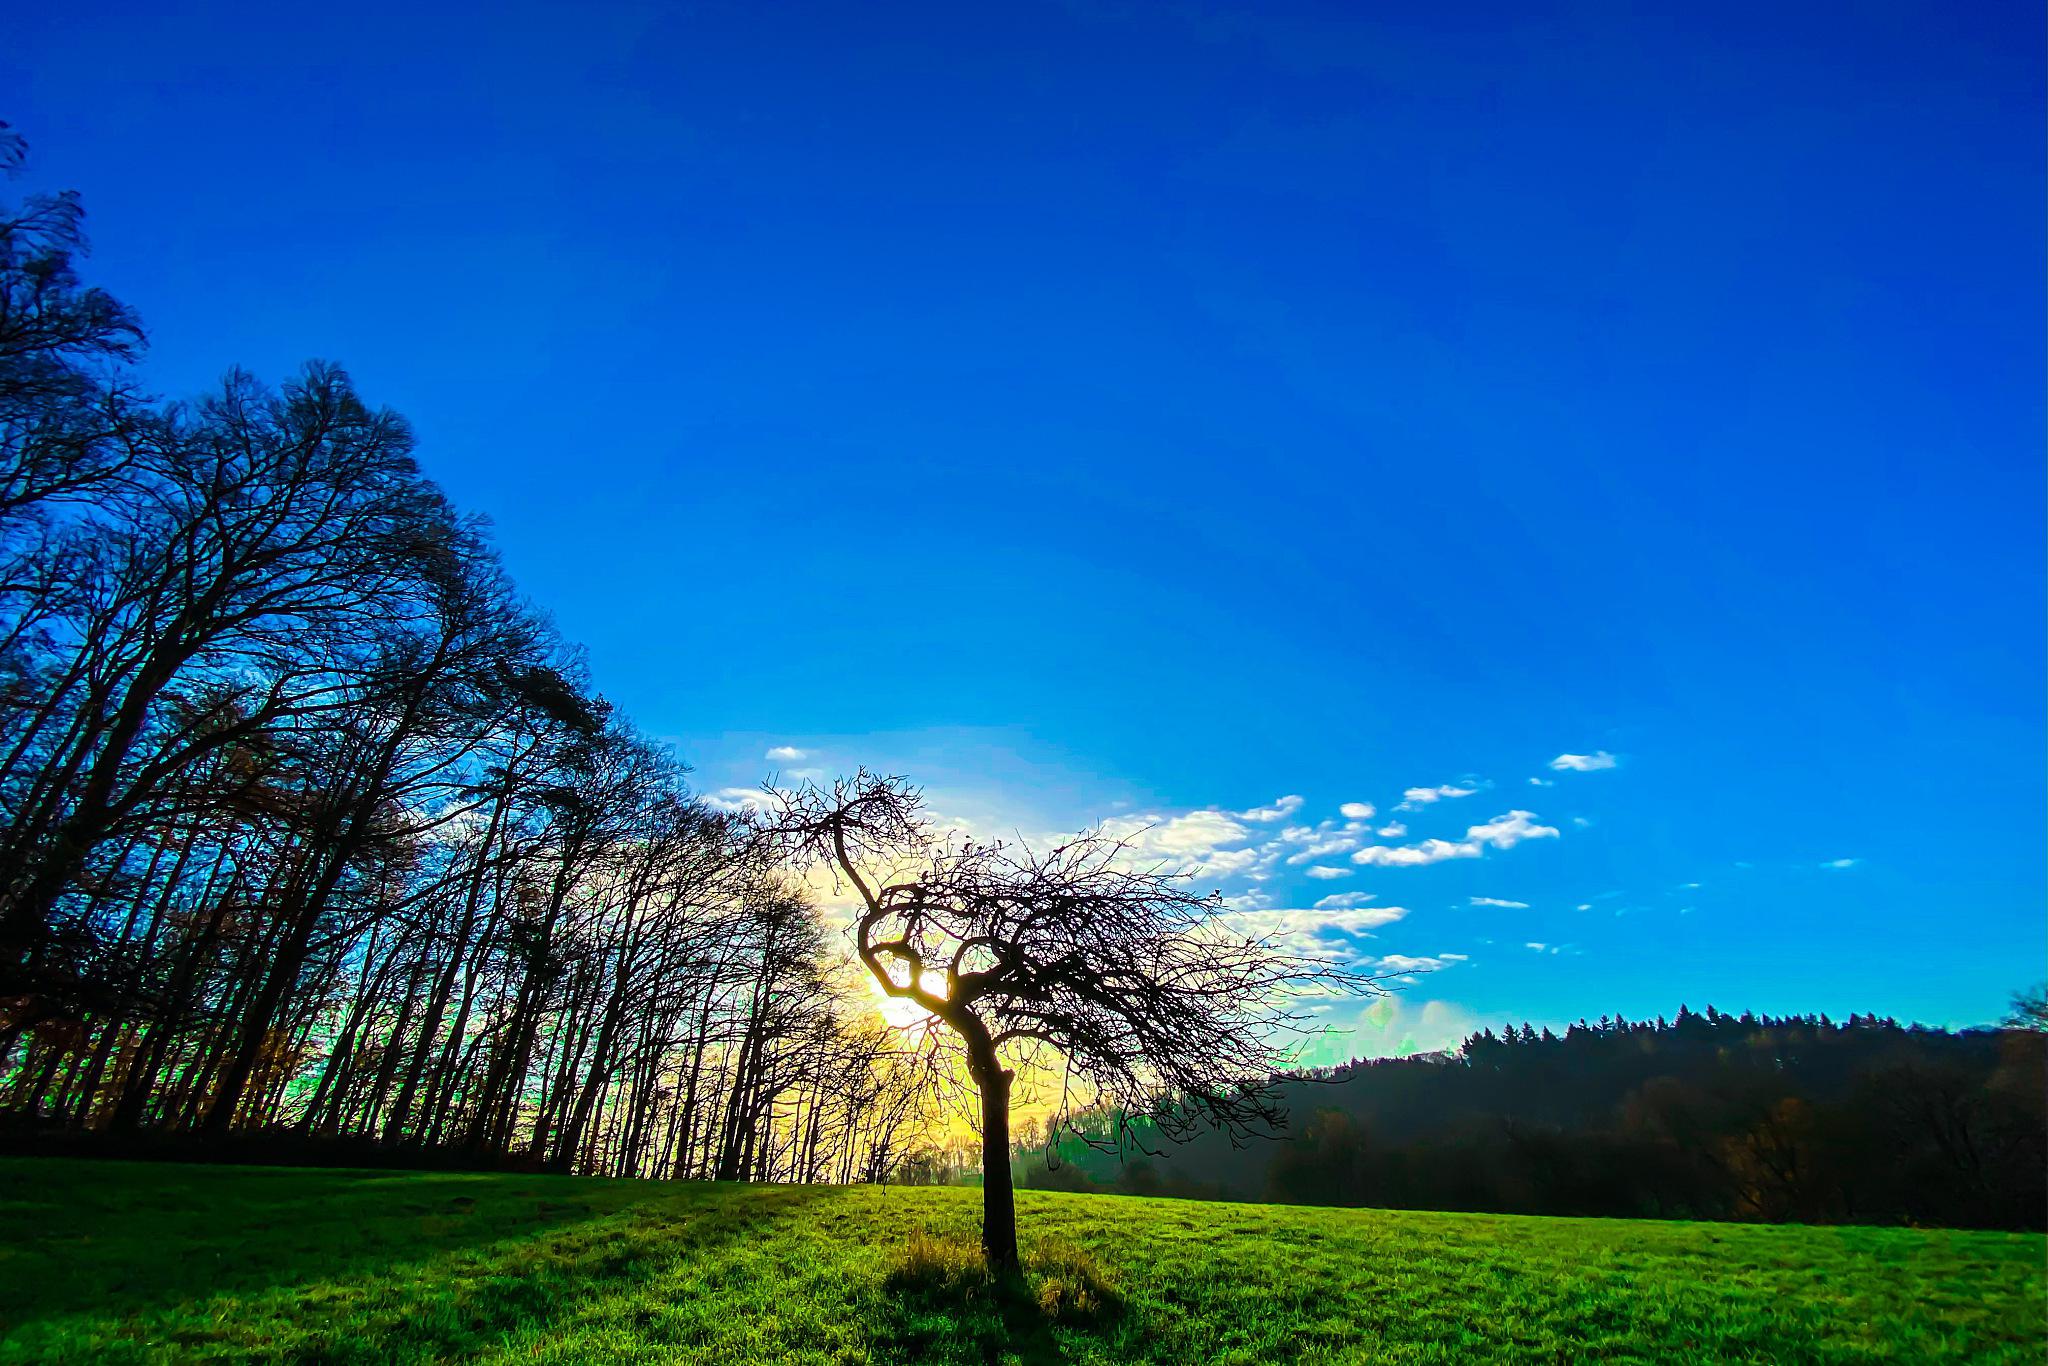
top-left (772, 770), bottom-right (1377, 1270)
top-left (0, 134), bottom-right (1036, 1195)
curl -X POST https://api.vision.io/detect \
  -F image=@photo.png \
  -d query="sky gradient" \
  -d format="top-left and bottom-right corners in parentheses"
top-left (7, 0), bottom-right (2041, 1052)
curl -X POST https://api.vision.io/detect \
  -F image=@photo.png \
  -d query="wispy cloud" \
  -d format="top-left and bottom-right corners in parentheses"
top-left (1101, 808), bottom-right (1256, 878)
top-left (1313, 891), bottom-right (1377, 909)
top-left (1467, 810), bottom-right (1559, 849)
top-left (1395, 782), bottom-right (1481, 811)
top-left (1469, 896), bottom-right (1529, 908)
top-left (1221, 901), bottom-right (1412, 960)
top-left (1352, 810), bottom-right (1559, 867)
top-left (1352, 837), bottom-right (1482, 867)
top-left (765, 745), bottom-right (808, 762)
top-left (1820, 857), bottom-right (1860, 869)
top-left (1237, 794), bottom-right (1305, 822)
top-left (1304, 864), bottom-right (1353, 880)
top-left (1283, 834), bottom-right (1360, 865)
top-left (704, 787), bottom-right (776, 815)
top-left (1548, 751), bottom-right (1616, 772)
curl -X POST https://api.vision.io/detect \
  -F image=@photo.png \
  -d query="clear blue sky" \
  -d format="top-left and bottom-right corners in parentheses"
top-left (8, 0), bottom-right (2040, 1049)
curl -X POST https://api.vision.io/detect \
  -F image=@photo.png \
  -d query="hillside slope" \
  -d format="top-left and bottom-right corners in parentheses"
top-left (0, 1159), bottom-right (2039, 1363)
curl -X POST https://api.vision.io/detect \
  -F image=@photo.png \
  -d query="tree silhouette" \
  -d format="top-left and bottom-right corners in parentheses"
top-left (772, 771), bottom-right (1369, 1270)
top-left (2005, 983), bottom-right (2047, 1032)
top-left (0, 133), bottom-right (950, 1184)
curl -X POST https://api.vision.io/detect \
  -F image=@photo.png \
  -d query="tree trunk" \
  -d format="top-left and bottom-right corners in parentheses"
top-left (975, 1060), bottom-right (1018, 1272)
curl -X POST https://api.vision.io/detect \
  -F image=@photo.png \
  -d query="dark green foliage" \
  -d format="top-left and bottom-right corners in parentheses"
top-left (1021, 1009), bottom-right (2047, 1230)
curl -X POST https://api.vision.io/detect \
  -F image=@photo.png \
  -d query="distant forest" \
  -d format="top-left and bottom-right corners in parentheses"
top-left (1019, 1008), bottom-right (2046, 1231)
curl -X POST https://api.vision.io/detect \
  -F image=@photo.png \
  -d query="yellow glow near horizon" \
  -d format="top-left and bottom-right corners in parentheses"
top-left (865, 971), bottom-right (932, 1030)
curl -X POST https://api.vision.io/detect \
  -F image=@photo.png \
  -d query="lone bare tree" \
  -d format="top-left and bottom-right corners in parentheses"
top-left (773, 771), bottom-right (1372, 1270)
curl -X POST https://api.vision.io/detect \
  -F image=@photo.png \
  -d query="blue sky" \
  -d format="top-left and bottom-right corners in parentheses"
top-left (7, 0), bottom-right (2041, 1050)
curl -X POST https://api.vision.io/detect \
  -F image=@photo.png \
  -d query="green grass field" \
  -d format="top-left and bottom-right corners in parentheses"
top-left (0, 1159), bottom-right (2039, 1363)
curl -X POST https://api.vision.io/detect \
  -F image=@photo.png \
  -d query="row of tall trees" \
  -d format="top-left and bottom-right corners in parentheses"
top-left (0, 127), bottom-right (934, 1181)
top-left (1021, 1007), bottom-right (2047, 1230)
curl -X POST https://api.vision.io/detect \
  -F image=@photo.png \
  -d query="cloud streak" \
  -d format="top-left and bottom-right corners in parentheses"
top-left (1351, 810), bottom-right (1560, 867)
top-left (1238, 794), bottom-right (1305, 822)
top-left (1395, 783), bottom-right (1480, 811)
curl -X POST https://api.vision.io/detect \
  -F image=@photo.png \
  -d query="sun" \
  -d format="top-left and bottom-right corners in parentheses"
top-left (867, 973), bottom-right (930, 1031)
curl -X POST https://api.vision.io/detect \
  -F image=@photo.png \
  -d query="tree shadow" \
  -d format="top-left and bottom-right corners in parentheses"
top-left (872, 1228), bottom-right (1127, 1365)
top-left (1, 1158), bottom-right (836, 1359)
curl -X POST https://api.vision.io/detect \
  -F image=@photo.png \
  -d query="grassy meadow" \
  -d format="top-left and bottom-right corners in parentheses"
top-left (0, 1158), bottom-right (2040, 1364)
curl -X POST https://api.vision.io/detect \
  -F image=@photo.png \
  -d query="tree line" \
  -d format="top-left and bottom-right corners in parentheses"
top-left (1019, 1006), bottom-right (2047, 1230)
top-left (0, 126), bottom-right (936, 1181)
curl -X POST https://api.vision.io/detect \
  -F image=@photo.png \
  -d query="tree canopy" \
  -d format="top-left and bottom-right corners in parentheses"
top-left (772, 771), bottom-right (1371, 1266)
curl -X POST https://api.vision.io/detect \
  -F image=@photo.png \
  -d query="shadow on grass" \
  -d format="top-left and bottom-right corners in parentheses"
top-left (0, 1160), bottom-right (639, 1326)
top-left (0, 1159), bottom-right (837, 1362)
top-left (873, 1227), bottom-right (1126, 1365)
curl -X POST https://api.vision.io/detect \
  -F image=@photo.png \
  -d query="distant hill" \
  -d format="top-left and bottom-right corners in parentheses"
top-left (1017, 1008), bottom-right (2046, 1230)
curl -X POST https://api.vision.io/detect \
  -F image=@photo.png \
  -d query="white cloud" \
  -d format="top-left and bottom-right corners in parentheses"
top-left (1237, 794), bottom-right (1305, 822)
top-left (1192, 846), bottom-right (1262, 878)
top-left (1313, 891), bottom-right (1377, 909)
top-left (1525, 941), bottom-right (1548, 951)
top-left (1352, 810), bottom-right (1559, 867)
top-left (1114, 809), bottom-right (1248, 854)
top-left (1396, 783), bottom-right (1480, 811)
top-left (1102, 808), bottom-right (1257, 879)
top-left (1352, 837), bottom-right (1482, 867)
top-left (1527, 776), bottom-right (1554, 787)
top-left (1338, 801), bottom-right (1375, 820)
top-left (1309, 905), bottom-right (1409, 932)
top-left (1821, 857), bottom-right (1860, 869)
top-left (1376, 822), bottom-right (1407, 838)
top-left (1469, 896), bottom-right (1530, 909)
top-left (1283, 835), bottom-right (1359, 864)
top-left (1466, 810), bottom-right (1560, 850)
top-left (1220, 901), bottom-right (1412, 960)
top-left (1304, 865), bottom-right (1353, 880)
top-left (1548, 751), bottom-right (1617, 772)
top-left (704, 787), bottom-right (775, 815)
top-left (765, 745), bottom-right (808, 762)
